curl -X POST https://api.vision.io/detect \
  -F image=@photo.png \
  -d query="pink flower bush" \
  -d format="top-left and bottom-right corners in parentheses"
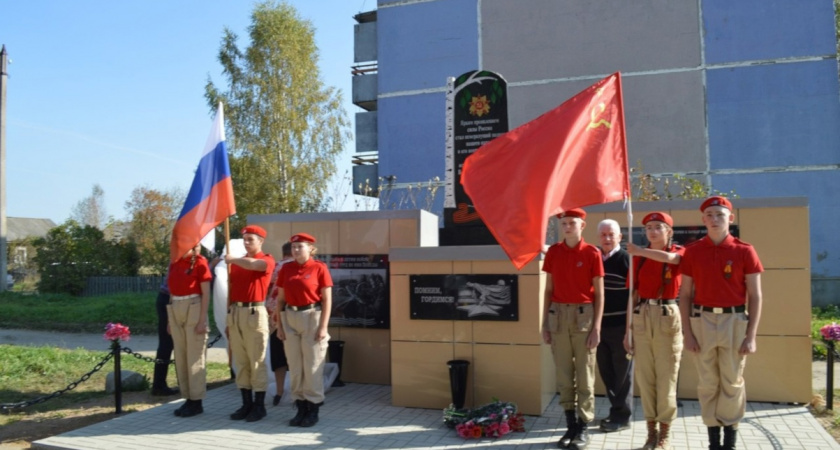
top-left (103, 322), bottom-right (131, 343)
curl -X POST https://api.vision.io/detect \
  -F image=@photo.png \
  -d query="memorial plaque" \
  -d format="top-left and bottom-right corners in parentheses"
top-left (322, 254), bottom-right (389, 328)
top-left (444, 70), bottom-right (509, 236)
top-left (410, 274), bottom-right (518, 321)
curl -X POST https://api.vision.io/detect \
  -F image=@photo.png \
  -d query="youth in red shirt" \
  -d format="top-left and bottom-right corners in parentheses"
top-left (274, 232), bottom-right (333, 428)
top-left (631, 245), bottom-right (686, 300)
top-left (680, 234), bottom-right (763, 308)
top-left (229, 252), bottom-right (275, 302)
top-left (276, 258), bottom-right (333, 307)
top-left (540, 209), bottom-right (604, 449)
top-left (626, 211), bottom-right (685, 448)
top-left (166, 243), bottom-right (212, 418)
top-left (678, 197), bottom-right (763, 449)
top-left (225, 225), bottom-right (275, 422)
top-left (169, 252), bottom-right (212, 297)
top-left (543, 238), bottom-right (604, 304)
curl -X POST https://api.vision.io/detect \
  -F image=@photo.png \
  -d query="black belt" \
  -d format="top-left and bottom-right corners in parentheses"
top-left (285, 303), bottom-right (321, 312)
top-left (230, 301), bottom-right (264, 307)
top-left (694, 305), bottom-right (745, 314)
top-left (640, 298), bottom-right (677, 305)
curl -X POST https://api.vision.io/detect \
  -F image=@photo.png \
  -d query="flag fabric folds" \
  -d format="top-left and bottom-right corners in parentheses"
top-left (460, 73), bottom-right (629, 270)
top-left (170, 103), bottom-right (236, 262)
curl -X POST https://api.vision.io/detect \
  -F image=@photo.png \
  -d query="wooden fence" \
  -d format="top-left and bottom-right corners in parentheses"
top-left (83, 276), bottom-right (165, 297)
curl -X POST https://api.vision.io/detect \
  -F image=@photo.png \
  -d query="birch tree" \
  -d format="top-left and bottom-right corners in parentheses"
top-left (205, 0), bottom-right (351, 231)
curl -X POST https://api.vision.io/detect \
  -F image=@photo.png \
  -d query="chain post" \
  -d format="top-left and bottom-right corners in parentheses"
top-left (113, 341), bottom-right (122, 414)
top-left (2, 333), bottom-right (222, 413)
top-left (828, 340), bottom-right (835, 411)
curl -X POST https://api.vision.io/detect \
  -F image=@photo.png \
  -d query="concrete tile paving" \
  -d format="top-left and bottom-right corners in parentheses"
top-left (33, 382), bottom-right (839, 450)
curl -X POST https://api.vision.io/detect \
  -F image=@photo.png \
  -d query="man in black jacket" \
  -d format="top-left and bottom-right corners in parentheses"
top-left (595, 219), bottom-right (633, 433)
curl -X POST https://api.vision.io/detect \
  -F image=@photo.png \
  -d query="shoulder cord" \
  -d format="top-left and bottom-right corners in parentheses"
top-left (187, 253), bottom-right (197, 275)
top-left (637, 238), bottom-right (673, 300)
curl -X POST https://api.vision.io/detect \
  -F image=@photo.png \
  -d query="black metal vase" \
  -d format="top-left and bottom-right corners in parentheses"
top-left (447, 359), bottom-right (470, 409)
top-left (328, 340), bottom-right (345, 387)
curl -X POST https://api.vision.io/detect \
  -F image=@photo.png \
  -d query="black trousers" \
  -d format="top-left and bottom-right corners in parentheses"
top-left (269, 331), bottom-right (288, 371)
top-left (153, 291), bottom-right (173, 388)
top-left (596, 324), bottom-right (634, 423)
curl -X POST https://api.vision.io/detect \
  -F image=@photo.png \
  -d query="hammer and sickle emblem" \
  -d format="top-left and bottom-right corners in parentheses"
top-left (588, 102), bottom-right (612, 129)
top-left (588, 86), bottom-right (612, 129)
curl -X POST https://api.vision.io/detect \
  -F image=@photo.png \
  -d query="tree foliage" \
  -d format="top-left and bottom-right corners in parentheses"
top-left (205, 0), bottom-right (351, 231)
top-left (70, 184), bottom-right (107, 229)
top-left (32, 221), bottom-right (140, 295)
top-left (124, 186), bottom-right (184, 275)
top-left (631, 161), bottom-right (737, 202)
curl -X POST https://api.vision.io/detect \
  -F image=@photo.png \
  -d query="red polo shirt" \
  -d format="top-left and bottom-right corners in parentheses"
top-left (681, 234), bottom-right (763, 307)
top-left (168, 255), bottom-right (212, 296)
top-left (229, 252), bottom-right (275, 303)
top-left (543, 238), bottom-right (604, 304)
top-left (276, 258), bottom-right (333, 307)
top-left (631, 244), bottom-right (685, 299)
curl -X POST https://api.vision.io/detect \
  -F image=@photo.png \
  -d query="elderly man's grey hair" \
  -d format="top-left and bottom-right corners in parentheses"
top-left (597, 219), bottom-right (621, 235)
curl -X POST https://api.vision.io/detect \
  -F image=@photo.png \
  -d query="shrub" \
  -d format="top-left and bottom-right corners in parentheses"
top-left (32, 221), bottom-right (140, 295)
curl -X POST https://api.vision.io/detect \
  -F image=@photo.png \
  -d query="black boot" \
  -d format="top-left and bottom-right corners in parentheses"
top-left (300, 401), bottom-right (321, 427)
top-left (290, 399), bottom-right (309, 426)
top-left (230, 389), bottom-right (253, 420)
top-left (174, 400), bottom-right (189, 416)
top-left (570, 418), bottom-right (590, 450)
top-left (722, 425), bottom-right (737, 450)
top-left (151, 362), bottom-right (177, 396)
top-left (246, 391), bottom-right (267, 422)
top-left (708, 426), bottom-right (722, 450)
top-left (180, 399), bottom-right (204, 417)
top-left (557, 410), bottom-right (577, 448)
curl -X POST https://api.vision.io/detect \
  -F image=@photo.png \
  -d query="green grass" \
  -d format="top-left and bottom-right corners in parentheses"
top-left (0, 345), bottom-right (232, 426)
top-left (0, 291), bottom-right (220, 335)
top-left (0, 291), bottom-right (230, 430)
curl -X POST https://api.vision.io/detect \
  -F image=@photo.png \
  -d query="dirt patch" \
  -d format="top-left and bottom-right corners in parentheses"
top-left (814, 412), bottom-right (840, 443)
top-left (0, 391), bottom-right (174, 449)
top-left (809, 394), bottom-right (840, 444)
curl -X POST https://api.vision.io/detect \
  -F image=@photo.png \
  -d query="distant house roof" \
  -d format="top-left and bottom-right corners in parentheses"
top-left (7, 217), bottom-right (57, 241)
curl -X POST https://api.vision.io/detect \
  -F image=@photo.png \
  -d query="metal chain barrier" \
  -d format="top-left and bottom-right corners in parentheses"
top-left (0, 351), bottom-right (114, 412)
top-left (120, 333), bottom-right (224, 364)
top-left (1, 333), bottom-right (224, 412)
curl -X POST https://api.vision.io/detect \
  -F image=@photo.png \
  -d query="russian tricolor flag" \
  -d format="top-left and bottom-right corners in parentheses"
top-left (170, 102), bottom-right (236, 262)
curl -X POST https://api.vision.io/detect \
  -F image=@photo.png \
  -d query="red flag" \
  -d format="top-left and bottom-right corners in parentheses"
top-left (460, 73), bottom-right (629, 269)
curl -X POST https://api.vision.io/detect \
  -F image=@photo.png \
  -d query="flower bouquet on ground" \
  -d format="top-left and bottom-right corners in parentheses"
top-left (443, 399), bottom-right (526, 439)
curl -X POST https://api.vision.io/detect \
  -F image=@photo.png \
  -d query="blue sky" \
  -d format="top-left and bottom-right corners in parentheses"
top-left (1, 0), bottom-right (372, 224)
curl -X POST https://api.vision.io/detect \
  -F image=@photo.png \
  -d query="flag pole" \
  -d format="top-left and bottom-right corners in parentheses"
top-left (224, 217), bottom-right (231, 276)
top-left (615, 72), bottom-right (635, 359)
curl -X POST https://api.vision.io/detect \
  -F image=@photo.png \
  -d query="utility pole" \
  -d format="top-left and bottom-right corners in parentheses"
top-left (0, 45), bottom-right (8, 292)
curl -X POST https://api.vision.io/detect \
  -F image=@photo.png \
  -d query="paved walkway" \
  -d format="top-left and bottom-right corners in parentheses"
top-left (4, 329), bottom-right (836, 449)
top-left (32, 382), bottom-right (839, 450)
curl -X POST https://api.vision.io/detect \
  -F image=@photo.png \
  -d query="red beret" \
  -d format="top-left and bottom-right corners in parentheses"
top-left (700, 196), bottom-right (733, 212)
top-left (642, 212), bottom-right (673, 227)
top-left (290, 233), bottom-right (316, 244)
top-left (241, 225), bottom-right (267, 238)
top-left (556, 208), bottom-right (586, 220)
